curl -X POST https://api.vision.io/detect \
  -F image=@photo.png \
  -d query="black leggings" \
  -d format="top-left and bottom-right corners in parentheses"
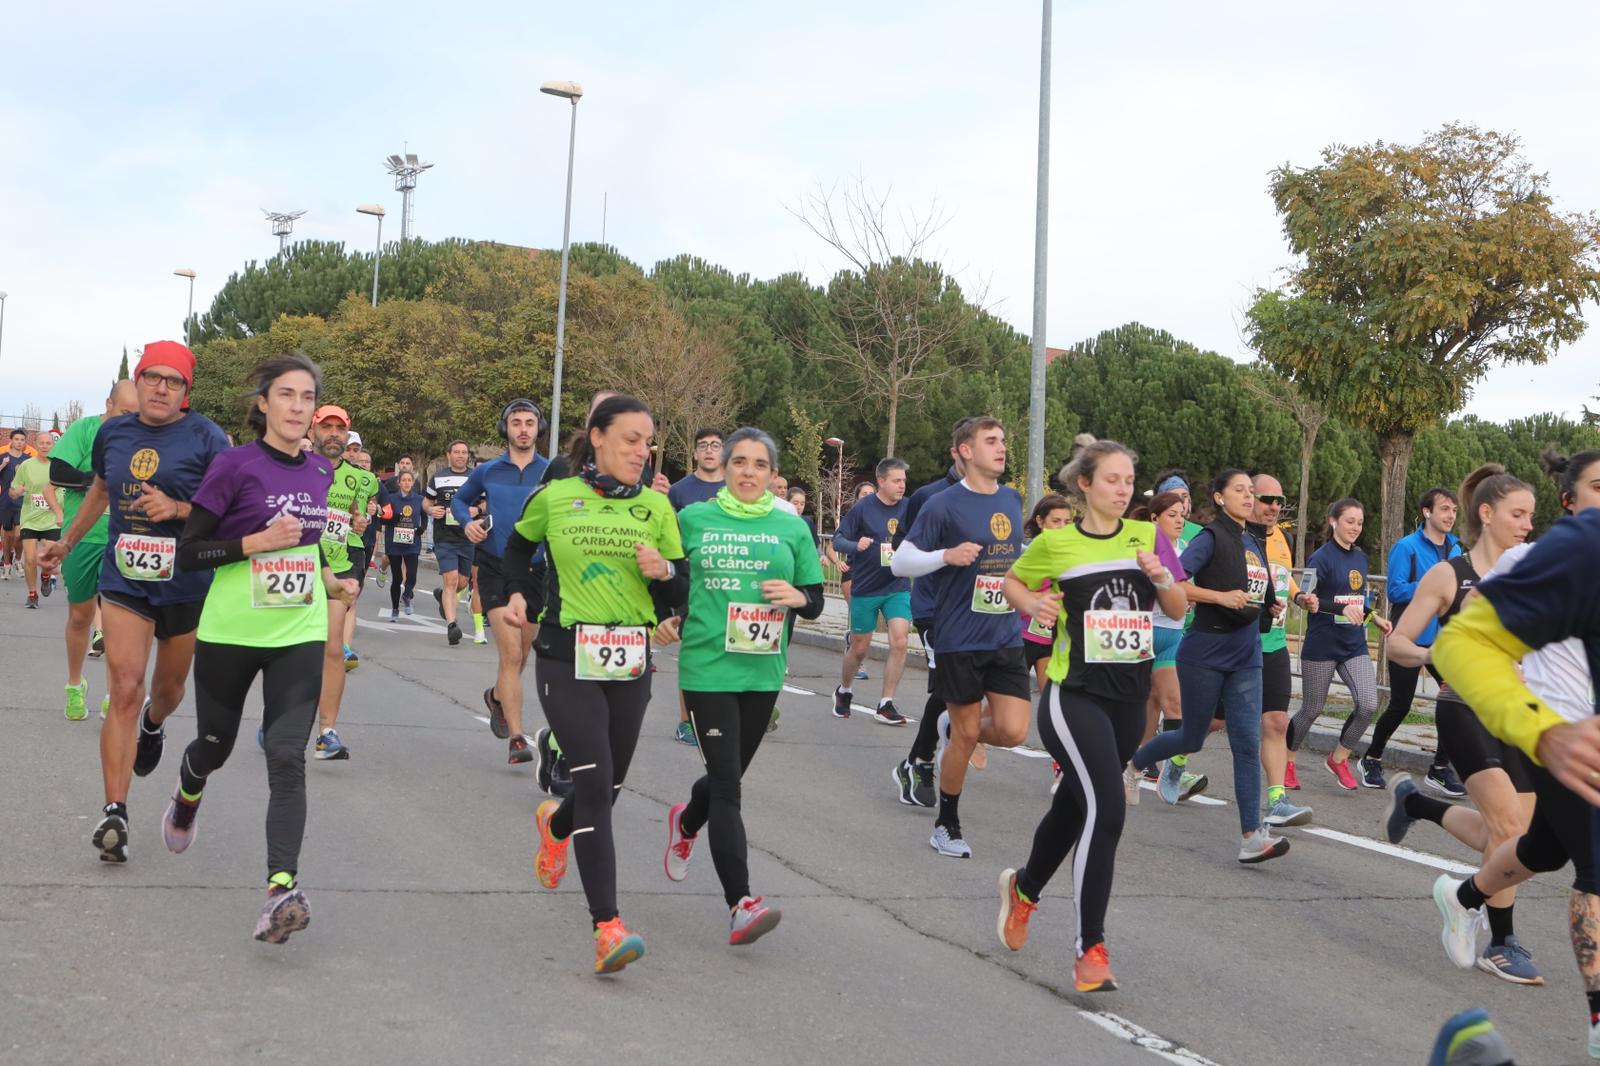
top-left (1515, 764), bottom-right (1597, 894)
top-left (534, 656), bottom-right (653, 925)
top-left (1368, 661), bottom-right (1448, 767)
top-left (181, 640), bottom-right (323, 880)
top-left (679, 690), bottom-right (779, 907)
top-left (908, 625), bottom-right (944, 764)
top-left (388, 554), bottom-right (419, 609)
top-left (1018, 683), bottom-right (1143, 954)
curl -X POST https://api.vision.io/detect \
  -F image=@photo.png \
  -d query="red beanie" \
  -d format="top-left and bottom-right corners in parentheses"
top-left (134, 341), bottom-right (196, 409)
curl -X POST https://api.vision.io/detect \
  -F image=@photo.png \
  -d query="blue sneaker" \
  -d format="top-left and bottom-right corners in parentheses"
top-left (1478, 935), bottom-right (1544, 986)
top-left (343, 645), bottom-right (359, 672)
top-left (1427, 1007), bottom-right (1515, 1066)
top-left (1157, 760), bottom-right (1183, 805)
top-left (1384, 774), bottom-right (1419, 844)
top-left (314, 728), bottom-right (350, 761)
top-left (256, 725), bottom-right (265, 751)
top-left (674, 721), bottom-right (698, 747)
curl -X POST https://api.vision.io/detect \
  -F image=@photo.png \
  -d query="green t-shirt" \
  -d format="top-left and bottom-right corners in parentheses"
top-left (513, 478), bottom-right (683, 629)
top-left (322, 460), bottom-right (376, 572)
top-left (349, 468), bottom-right (379, 549)
top-left (15, 457), bottom-right (61, 532)
top-left (1259, 523), bottom-right (1299, 655)
top-left (677, 496), bottom-right (825, 693)
top-left (52, 415), bottom-right (106, 542)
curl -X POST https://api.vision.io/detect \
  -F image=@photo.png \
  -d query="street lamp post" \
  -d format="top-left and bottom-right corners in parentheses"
top-left (357, 205), bottom-right (386, 306)
top-left (540, 79), bottom-right (584, 461)
top-left (825, 436), bottom-right (845, 534)
top-left (1027, 0), bottom-right (1053, 508)
top-left (173, 269), bottom-right (196, 347)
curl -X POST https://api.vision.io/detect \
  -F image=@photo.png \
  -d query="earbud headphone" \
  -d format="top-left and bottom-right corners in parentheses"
top-left (498, 399), bottom-right (542, 441)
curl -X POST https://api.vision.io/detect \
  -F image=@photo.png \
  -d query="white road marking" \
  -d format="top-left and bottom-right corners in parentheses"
top-left (473, 715), bottom-right (491, 725)
top-left (1078, 1010), bottom-right (1225, 1066)
top-left (781, 684), bottom-right (814, 696)
top-left (1139, 780), bottom-right (1227, 807)
top-left (1295, 826), bottom-right (1478, 876)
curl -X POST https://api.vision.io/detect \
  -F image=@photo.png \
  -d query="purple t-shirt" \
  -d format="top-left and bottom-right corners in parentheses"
top-left (191, 441), bottom-right (334, 545)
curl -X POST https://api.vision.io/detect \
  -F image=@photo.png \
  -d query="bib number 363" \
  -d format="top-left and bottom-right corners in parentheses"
top-left (115, 534), bottom-right (176, 582)
top-left (576, 624), bottom-right (648, 681)
top-left (1083, 609), bottom-right (1153, 664)
top-left (725, 603), bottom-right (786, 654)
top-left (251, 548), bottom-right (318, 608)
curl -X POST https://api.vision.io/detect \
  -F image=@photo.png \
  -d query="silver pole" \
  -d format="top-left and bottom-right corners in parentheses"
top-left (549, 98), bottom-right (578, 460)
top-left (370, 215), bottom-right (383, 307)
top-left (185, 276), bottom-right (194, 347)
top-left (1026, 0), bottom-right (1052, 507)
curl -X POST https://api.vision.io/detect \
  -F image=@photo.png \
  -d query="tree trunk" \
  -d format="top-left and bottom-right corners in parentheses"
top-left (1293, 420), bottom-right (1322, 569)
top-left (885, 384), bottom-right (899, 458)
top-left (1377, 427), bottom-right (1416, 575)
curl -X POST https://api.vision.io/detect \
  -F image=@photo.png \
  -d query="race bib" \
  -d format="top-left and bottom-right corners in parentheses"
top-left (1083, 609), bottom-right (1154, 664)
top-left (971, 573), bottom-right (1013, 614)
top-left (392, 526), bottom-right (415, 545)
top-left (250, 547), bottom-right (318, 608)
top-left (1334, 593), bottom-right (1365, 625)
top-left (1245, 562), bottom-right (1269, 605)
top-left (115, 534), bottom-right (176, 581)
top-left (323, 509), bottom-right (351, 542)
top-left (879, 542), bottom-right (894, 568)
top-left (30, 492), bottom-right (48, 511)
top-left (1270, 564), bottom-right (1291, 630)
top-left (725, 603), bottom-right (786, 655)
top-left (1027, 614), bottom-right (1054, 640)
top-left (575, 624), bottom-right (648, 681)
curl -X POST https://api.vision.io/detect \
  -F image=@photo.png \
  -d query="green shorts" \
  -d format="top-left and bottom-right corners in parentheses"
top-left (64, 540), bottom-right (104, 605)
top-left (849, 590), bottom-right (912, 634)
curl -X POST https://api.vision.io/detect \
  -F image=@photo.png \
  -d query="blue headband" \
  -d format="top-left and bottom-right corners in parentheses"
top-left (1156, 475), bottom-right (1187, 494)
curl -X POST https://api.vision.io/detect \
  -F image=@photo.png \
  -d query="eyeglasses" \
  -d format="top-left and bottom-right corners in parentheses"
top-left (695, 440), bottom-right (723, 452)
top-left (139, 370), bottom-right (187, 391)
top-left (1256, 495), bottom-right (1285, 506)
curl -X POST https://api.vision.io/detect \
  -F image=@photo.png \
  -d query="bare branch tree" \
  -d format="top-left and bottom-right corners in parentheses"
top-left (1242, 366), bottom-right (1329, 568)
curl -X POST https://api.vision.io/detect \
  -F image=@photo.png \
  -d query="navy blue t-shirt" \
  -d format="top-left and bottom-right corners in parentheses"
top-left (900, 467), bottom-right (961, 624)
top-left (832, 494), bottom-right (910, 598)
top-left (901, 481), bottom-right (1024, 653)
top-left (1301, 540), bottom-right (1373, 663)
top-left (668, 474), bottom-right (723, 512)
top-left (1175, 527), bottom-right (1266, 672)
top-left (92, 411), bottom-right (230, 605)
top-left (1480, 509), bottom-right (1600, 716)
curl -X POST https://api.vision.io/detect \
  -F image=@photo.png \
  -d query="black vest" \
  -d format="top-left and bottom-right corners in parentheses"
top-left (1190, 517), bottom-right (1268, 633)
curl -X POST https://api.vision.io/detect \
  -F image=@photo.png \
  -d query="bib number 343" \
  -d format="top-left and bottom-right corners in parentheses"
top-left (115, 534), bottom-right (176, 582)
top-left (725, 603), bottom-right (786, 654)
top-left (576, 624), bottom-right (648, 681)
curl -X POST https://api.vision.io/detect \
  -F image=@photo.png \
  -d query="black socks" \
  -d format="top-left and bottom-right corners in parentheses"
top-left (937, 790), bottom-right (961, 830)
top-left (1457, 876), bottom-right (1489, 911)
top-left (1404, 790), bottom-right (1452, 826)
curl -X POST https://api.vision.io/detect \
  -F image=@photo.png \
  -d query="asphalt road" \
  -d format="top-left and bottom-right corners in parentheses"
top-left (1, 579), bottom-right (1587, 1065)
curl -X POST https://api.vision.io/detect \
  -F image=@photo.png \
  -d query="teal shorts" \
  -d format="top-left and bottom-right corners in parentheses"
top-left (850, 590), bottom-right (912, 634)
top-left (1153, 626), bottom-right (1183, 669)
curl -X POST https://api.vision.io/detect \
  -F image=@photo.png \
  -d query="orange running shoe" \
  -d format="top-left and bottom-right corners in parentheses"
top-left (996, 868), bottom-right (1036, 951)
top-left (594, 917), bottom-right (645, 975)
top-left (534, 799), bottom-right (568, 890)
top-left (1074, 942), bottom-right (1118, 992)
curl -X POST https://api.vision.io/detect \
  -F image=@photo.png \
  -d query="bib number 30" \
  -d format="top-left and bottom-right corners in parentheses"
top-left (576, 624), bottom-right (648, 681)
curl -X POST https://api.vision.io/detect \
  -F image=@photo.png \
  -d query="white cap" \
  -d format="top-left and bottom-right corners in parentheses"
top-left (347, 431), bottom-right (363, 447)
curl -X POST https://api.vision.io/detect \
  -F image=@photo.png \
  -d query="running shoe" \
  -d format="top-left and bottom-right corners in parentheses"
top-left (433, 586), bottom-right (446, 620)
top-left (893, 760), bottom-right (919, 806)
top-left (88, 629), bottom-right (104, 658)
top-left (767, 707), bottom-right (779, 733)
top-left (929, 823), bottom-right (971, 858)
top-left (473, 630), bottom-right (488, 645)
top-left (1157, 760), bottom-right (1183, 805)
top-left (162, 789), bottom-right (200, 853)
top-left (1264, 796), bottom-right (1313, 827)
top-left (1238, 827), bottom-right (1290, 864)
top-left (483, 687), bottom-right (509, 739)
top-left (1324, 755), bottom-right (1358, 791)
top-left (41, 573), bottom-right (54, 597)
top-left (1122, 763), bottom-right (1140, 805)
top-left (1433, 875), bottom-right (1485, 969)
top-left (831, 687), bottom-right (852, 719)
top-left (100, 694), bottom-right (109, 719)
top-left (92, 810), bottom-right (129, 863)
top-left (1384, 774), bottom-right (1419, 844)
top-left (64, 680), bottom-right (87, 721)
top-left (1051, 766), bottom-right (1062, 795)
top-left (855, 667), bottom-right (869, 681)
top-left (729, 896), bottom-right (781, 946)
top-left (376, 568), bottom-right (387, 588)
top-left (508, 734), bottom-right (533, 764)
top-left (256, 725), bottom-right (265, 750)
top-left (403, 598), bottom-right (413, 617)
top-left (1425, 763), bottom-right (1468, 799)
top-left (343, 645), bottom-right (358, 671)
top-left (874, 700), bottom-right (906, 726)
top-left (996, 868), bottom-right (1036, 951)
top-left (674, 721), bottom-right (698, 746)
top-left (663, 801), bottom-right (697, 882)
top-left (446, 621), bottom-right (462, 646)
top-left (132, 699), bottom-right (163, 777)
top-left (253, 883), bottom-right (311, 944)
top-left (25, 592), bottom-right (37, 609)
top-left (1284, 758), bottom-right (1300, 790)
top-left (534, 727), bottom-right (558, 795)
top-left (1357, 756), bottom-right (1386, 789)
top-left (593, 917), bottom-right (644, 975)
top-left (534, 799), bottom-right (568, 889)
top-left (1477, 936), bottom-right (1544, 986)
top-left (1074, 943), bottom-right (1118, 992)
top-left (911, 761), bottom-right (936, 807)
top-left (969, 743), bottom-right (988, 770)
top-left (1588, 1018), bottom-right (1600, 1061)
top-left (388, 608), bottom-right (398, 622)
top-left (1426, 1007), bottom-right (1515, 1066)
top-left (1178, 771), bottom-right (1209, 802)
top-left (314, 729), bottom-right (349, 761)
top-left (1142, 763), bottom-right (1160, 783)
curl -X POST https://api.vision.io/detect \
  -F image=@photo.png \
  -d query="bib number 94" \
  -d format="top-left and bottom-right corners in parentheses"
top-left (725, 603), bottom-right (786, 654)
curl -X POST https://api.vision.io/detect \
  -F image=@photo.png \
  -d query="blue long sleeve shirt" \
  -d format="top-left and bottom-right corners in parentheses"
top-left (1385, 527), bottom-right (1460, 646)
top-left (450, 451), bottom-right (550, 560)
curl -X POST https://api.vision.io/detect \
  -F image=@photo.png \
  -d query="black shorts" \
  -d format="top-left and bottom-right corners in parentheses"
top-left (20, 528), bottom-right (60, 542)
top-left (101, 589), bottom-right (204, 641)
top-left (0, 506), bottom-right (18, 532)
top-left (1261, 646), bottom-right (1292, 713)
top-left (1023, 640), bottom-right (1053, 667)
top-left (1436, 697), bottom-right (1534, 791)
top-left (1518, 764), bottom-right (1596, 894)
top-left (934, 646), bottom-right (1030, 706)
top-left (341, 547), bottom-right (367, 586)
top-left (477, 552), bottom-right (546, 618)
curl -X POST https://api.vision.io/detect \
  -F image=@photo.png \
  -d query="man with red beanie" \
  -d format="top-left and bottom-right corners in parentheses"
top-left (45, 340), bottom-right (231, 863)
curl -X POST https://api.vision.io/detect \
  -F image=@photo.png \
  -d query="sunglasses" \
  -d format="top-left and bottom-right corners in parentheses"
top-left (139, 370), bottom-right (188, 391)
top-left (1256, 495), bottom-right (1286, 506)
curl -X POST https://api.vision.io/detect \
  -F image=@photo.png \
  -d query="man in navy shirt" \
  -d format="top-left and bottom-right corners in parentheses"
top-left (667, 427), bottom-right (724, 512)
top-left (831, 457), bottom-right (912, 724)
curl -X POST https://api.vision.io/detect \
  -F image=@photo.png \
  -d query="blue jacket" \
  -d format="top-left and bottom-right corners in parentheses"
top-left (450, 451), bottom-right (550, 560)
top-left (1385, 526), bottom-right (1461, 646)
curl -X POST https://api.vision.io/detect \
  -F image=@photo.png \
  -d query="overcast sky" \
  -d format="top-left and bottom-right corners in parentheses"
top-left (4, 1), bottom-right (1598, 427)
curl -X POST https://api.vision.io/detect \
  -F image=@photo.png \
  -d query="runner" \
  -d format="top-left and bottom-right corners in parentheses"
top-left (833, 459), bottom-right (911, 724)
top-left (346, 443), bottom-right (384, 653)
top-left (381, 469), bottom-right (426, 619)
top-left (0, 428), bottom-right (31, 579)
top-left (1250, 474), bottom-right (1316, 828)
top-left (11, 432), bottom-right (62, 606)
top-left (1430, 448), bottom-right (1600, 1056)
top-left (51, 381), bottom-right (139, 718)
top-left (513, 393), bottom-right (685, 974)
top-left (1020, 494), bottom-right (1072, 690)
top-left (43, 341), bottom-right (230, 862)
top-left (163, 352), bottom-right (356, 942)
top-left (658, 427), bottom-right (823, 944)
top-left (888, 418), bottom-right (1023, 857)
top-left (1143, 470), bottom-right (1209, 786)
top-left (1372, 487), bottom-right (1467, 797)
top-left (1384, 463), bottom-right (1541, 984)
top-left (1130, 469), bottom-right (1289, 863)
top-left (427, 440), bottom-right (476, 645)
top-left (995, 437), bottom-right (1185, 992)
top-left (667, 427), bottom-right (724, 510)
top-left (450, 399), bottom-right (549, 764)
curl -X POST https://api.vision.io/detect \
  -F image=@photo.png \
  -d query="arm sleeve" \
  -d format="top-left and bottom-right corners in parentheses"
top-left (890, 539), bottom-right (947, 578)
top-left (450, 467), bottom-right (483, 526)
top-left (49, 457), bottom-right (93, 491)
top-left (502, 529), bottom-right (540, 602)
top-left (796, 583), bottom-right (825, 621)
top-left (1385, 538), bottom-right (1418, 606)
top-left (177, 504), bottom-right (246, 571)
top-left (1433, 594), bottom-right (1567, 763)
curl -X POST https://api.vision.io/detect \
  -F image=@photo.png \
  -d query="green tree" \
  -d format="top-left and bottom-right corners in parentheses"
top-left (784, 399), bottom-right (826, 493)
top-left (118, 347), bottom-right (130, 380)
top-left (1246, 124), bottom-right (1600, 560)
top-left (1242, 369), bottom-right (1330, 566)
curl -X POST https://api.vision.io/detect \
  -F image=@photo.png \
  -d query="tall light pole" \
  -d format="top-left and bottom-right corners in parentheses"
top-left (262, 209), bottom-right (307, 255)
top-left (0, 291), bottom-right (7, 364)
top-left (357, 205), bottom-right (385, 306)
top-left (825, 436), bottom-right (845, 533)
top-left (540, 79), bottom-right (583, 460)
top-left (1027, 0), bottom-right (1053, 507)
top-left (173, 269), bottom-right (196, 347)
top-left (384, 153), bottom-right (434, 242)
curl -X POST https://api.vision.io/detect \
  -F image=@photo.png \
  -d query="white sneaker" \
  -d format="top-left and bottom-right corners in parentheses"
top-left (1587, 1018), bottom-right (1600, 1060)
top-left (1237, 827), bottom-right (1289, 864)
top-left (1433, 875), bottom-right (1484, 969)
top-left (473, 631), bottom-right (488, 645)
top-left (1122, 763), bottom-right (1139, 805)
top-left (663, 802), bottom-right (696, 882)
top-left (929, 823), bottom-right (971, 858)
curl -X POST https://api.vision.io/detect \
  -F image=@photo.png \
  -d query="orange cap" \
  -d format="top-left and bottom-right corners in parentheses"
top-left (312, 405), bottom-right (351, 426)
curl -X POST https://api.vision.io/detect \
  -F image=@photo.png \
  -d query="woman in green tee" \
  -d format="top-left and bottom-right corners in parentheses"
top-left (502, 394), bottom-right (686, 976)
top-left (655, 427), bottom-right (824, 947)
